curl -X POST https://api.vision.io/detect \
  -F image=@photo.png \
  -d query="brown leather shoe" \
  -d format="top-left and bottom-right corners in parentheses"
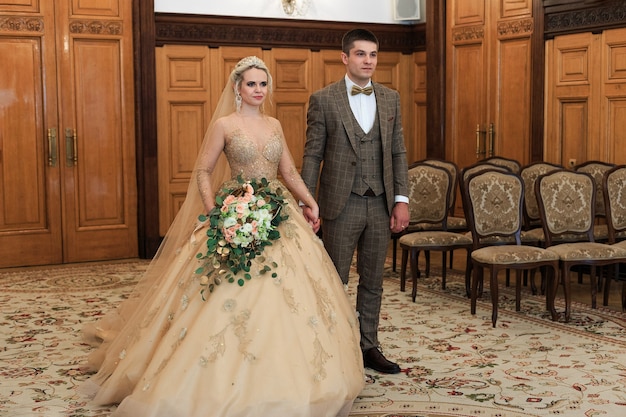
top-left (363, 347), bottom-right (401, 374)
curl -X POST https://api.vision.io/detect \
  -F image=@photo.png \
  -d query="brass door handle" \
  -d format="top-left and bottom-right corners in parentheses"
top-left (488, 123), bottom-right (495, 157)
top-left (475, 124), bottom-right (486, 159)
top-left (47, 128), bottom-right (57, 167)
top-left (65, 128), bottom-right (77, 166)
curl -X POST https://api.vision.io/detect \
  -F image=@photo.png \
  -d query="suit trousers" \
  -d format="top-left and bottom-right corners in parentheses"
top-left (322, 192), bottom-right (391, 351)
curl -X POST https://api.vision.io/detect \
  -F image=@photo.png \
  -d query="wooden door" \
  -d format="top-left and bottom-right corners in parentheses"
top-left (0, 0), bottom-right (62, 266)
top-left (0, 0), bottom-right (137, 267)
top-left (56, 0), bottom-right (138, 262)
top-left (446, 0), bottom-right (534, 175)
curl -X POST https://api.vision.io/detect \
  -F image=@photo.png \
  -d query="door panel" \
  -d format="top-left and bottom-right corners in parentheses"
top-left (0, 1), bottom-right (62, 267)
top-left (56, 0), bottom-right (137, 262)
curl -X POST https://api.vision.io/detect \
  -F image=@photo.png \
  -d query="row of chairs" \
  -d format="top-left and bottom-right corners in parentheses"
top-left (395, 157), bottom-right (626, 327)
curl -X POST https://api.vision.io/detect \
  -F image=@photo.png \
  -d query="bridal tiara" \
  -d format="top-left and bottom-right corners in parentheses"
top-left (235, 56), bottom-right (267, 71)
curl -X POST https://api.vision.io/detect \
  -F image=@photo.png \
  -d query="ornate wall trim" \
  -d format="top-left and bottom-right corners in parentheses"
top-left (0, 16), bottom-right (43, 33)
top-left (498, 18), bottom-right (534, 38)
top-left (451, 25), bottom-right (484, 43)
top-left (154, 13), bottom-right (425, 54)
top-left (544, 0), bottom-right (626, 38)
top-left (69, 20), bottom-right (123, 35)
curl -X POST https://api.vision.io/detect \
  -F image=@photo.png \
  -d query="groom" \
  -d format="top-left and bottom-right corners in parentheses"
top-left (301, 28), bottom-right (409, 374)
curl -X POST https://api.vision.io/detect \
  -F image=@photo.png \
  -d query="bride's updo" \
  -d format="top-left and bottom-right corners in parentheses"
top-left (231, 56), bottom-right (273, 112)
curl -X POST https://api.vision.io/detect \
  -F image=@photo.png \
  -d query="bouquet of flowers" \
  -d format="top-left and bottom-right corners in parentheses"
top-left (196, 176), bottom-right (288, 299)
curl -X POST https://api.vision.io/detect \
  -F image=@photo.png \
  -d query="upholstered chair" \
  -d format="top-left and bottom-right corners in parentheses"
top-left (602, 165), bottom-right (626, 310)
top-left (519, 161), bottom-right (564, 293)
top-left (464, 169), bottom-right (560, 327)
top-left (398, 163), bottom-right (473, 302)
top-left (574, 160), bottom-right (616, 242)
top-left (415, 159), bottom-right (467, 275)
top-left (535, 169), bottom-right (626, 321)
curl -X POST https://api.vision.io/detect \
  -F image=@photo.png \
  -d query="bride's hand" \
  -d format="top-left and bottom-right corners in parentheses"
top-left (302, 206), bottom-right (321, 233)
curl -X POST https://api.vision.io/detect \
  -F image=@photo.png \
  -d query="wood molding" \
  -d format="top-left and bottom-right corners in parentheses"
top-left (135, 0), bottom-right (161, 258)
top-left (154, 13), bottom-right (426, 53)
top-left (544, 0), bottom-right (626, 38)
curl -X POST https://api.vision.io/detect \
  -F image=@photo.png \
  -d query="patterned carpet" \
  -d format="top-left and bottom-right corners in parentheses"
top-left (1, 260), bottom-right (626, 417)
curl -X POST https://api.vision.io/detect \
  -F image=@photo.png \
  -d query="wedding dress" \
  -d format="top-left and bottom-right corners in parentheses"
top-left (80, 126), bottom-right (365, 416)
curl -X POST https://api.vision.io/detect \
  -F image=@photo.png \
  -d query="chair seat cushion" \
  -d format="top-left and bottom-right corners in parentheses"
top-left (546, 242), bottom-right (626, 260)
top-left (471, 245), bottom-right (559, 265)
top-left (399, 231), bottom-right (472, 248)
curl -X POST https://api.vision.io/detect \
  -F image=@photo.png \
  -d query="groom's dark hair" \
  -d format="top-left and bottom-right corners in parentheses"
top-left (342, 28), bottom-right (379, 55)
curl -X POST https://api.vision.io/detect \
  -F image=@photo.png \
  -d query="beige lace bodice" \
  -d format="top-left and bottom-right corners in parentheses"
top-left (223, 128), bottom-right (282, 181)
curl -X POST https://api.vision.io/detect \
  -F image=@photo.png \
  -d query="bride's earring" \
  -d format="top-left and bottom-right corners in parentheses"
top-left (235, 91), bottom-right (242, 112)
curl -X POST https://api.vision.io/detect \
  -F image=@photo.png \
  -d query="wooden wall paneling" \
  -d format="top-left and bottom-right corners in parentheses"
top-left (602, 28), bottom-right (626, 164)
top-left (134, 0), bottom-right (159, 258)
top-left (425, 0), bottom-right (446, 159)
top-left (156, 45), bottom-right (211, 234)
top-left (545, 32), bottom-right (598, 166)
top-left (267, 48), bottom-right (313, 170)
top-left (316, 49), bottom-right (346, 89)
top-left (411, 51), bottom-right (428, 163)
top-left (155, 45), bottom-right (264, 230)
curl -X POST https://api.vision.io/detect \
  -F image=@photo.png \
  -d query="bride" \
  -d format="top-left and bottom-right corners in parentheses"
top-left (80, 56), bottom-right (365, 417)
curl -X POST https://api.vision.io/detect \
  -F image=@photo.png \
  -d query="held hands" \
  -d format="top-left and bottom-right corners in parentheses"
top-left (390, 202), bottom-right (410, 234)
top-left (302, 205), bottom-right (321, 234)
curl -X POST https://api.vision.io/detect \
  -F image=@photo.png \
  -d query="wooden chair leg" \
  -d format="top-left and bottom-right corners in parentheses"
top-left (545, 266), bottom-right (559, 321)
top-left (563, 266), bottom-right (572, 322)
top-left (603, 265), bottom-right (614, 307)
top-left (470, 263), bottom-right (481, 315)
top-left (400, 248), bottom-right (408, 292)
top-left (410, 249), bottom-right (421, 302)
top-left (515, 270), bottom-right (522, 311)
top-left (490, 268), bottom-right (499, 327)
top-left (441, 251), bottom-right (448, 289)
top-left (464, 249), bottom-right (472, 298)
top-left (590, 265), bottom-right (598, 309)
top-left (392, 238), bottom-right (398, 272)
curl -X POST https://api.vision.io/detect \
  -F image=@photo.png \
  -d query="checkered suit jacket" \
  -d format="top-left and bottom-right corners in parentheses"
top-left (301, 78), bottom-right (409, 220)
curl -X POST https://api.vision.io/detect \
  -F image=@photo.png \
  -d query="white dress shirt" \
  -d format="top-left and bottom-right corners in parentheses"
top-left (345, 75), bottom-right (376, 133)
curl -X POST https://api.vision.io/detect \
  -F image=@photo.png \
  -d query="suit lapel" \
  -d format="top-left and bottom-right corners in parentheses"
top-left (374, 83), bottom-right (390, 148)
top-left (333, 80), bottom-right (359, 152)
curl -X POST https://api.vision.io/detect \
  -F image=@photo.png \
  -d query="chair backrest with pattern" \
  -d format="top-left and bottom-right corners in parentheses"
top-left (575, 160), bottom-right (615, 217)
top-left (519, 161), bottom-right (563, 229)
top-left (464, 169), bottom-right (524, 248)
top-left (535, 169), bottom-right (596, 246)
top-left (420, 158), bottom-right (459, 214)
top-left (603, 164), bottom-right (626, 243)
top-left (406, 163), bottom-right (451, 228)
top-left (480, 156), bottom-right (521, 174)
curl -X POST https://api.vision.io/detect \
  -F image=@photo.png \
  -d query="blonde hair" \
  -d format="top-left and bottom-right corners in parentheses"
top-left (231, 56), bottom-right (273, 112)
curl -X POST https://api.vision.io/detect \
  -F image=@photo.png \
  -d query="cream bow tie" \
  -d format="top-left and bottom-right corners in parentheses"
top-left (350, 85), bottom-right (373, 96)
